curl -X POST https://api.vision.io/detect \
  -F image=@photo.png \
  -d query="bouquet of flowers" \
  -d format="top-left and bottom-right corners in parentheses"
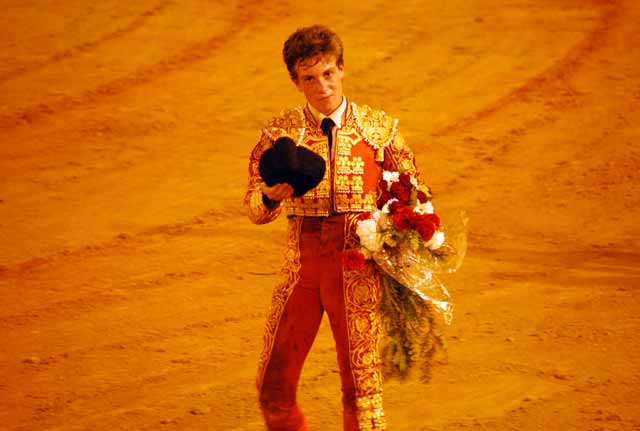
top-left (345, 170), bottom-right (467, 381)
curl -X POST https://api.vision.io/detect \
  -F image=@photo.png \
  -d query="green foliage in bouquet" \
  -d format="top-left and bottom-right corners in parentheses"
top-left (379, 274), bottom-right (446, 382)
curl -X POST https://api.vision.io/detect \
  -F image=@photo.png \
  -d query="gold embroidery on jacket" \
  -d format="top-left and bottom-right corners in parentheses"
top-left (252, 103), bottom-right (398, 217)
top-left (351, 103), bottom-right (398, 162)
top-left (336, 130), bottom-right (359, 156)
top-left (263, 107), bottom-right (306, 145)
top-left (283, 197), bottom-right (331, 216)
top-left (244, 134), bottom-right (283, 224)
top-left (337, 156), bottom-right (365, 175)
top-left (334, 192), bottom-right (377, 211)
top-left (336, 175), bottom-right (364, 194)
top-left (381, 133), bottom-right (420, 180)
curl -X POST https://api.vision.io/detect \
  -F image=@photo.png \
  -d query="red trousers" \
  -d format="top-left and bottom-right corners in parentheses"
top-left (258, 215), bottom-right (382, 430)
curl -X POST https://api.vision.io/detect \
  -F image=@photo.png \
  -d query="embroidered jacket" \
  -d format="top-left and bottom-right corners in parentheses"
top-left (245, 101), bottom-right (421, 223)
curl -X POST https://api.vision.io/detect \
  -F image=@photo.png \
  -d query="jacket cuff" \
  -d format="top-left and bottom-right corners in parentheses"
top-left (262, 193), bottom-right (281, 209)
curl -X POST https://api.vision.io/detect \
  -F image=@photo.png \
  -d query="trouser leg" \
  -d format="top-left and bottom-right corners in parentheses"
top-left (258, 215), bottom-right (386, 430)
top-left (320, 215), bottom-right (386, 430)
top-left (324, 264), bottom-right (386, 430)
top-left (321, 271), bottom-right (359, 430)
top-left (258, 217), bottom-right (324, 430)
top-left (259, 284), bottom-right (323, 430)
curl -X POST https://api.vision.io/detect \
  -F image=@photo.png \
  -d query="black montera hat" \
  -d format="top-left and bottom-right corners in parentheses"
top-left (259, 136), bottom-right (326, 197)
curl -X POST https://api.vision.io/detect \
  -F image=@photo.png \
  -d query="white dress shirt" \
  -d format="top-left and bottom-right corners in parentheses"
top-left (307, 96), bottom-right (347, 128)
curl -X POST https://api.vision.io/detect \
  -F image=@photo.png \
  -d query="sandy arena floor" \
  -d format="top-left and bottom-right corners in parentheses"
top-left (1, 1), bottom-right (639, 430)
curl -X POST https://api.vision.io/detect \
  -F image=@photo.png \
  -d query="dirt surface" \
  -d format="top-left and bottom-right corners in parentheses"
top-left (1, 1), bottom-right (639, 430)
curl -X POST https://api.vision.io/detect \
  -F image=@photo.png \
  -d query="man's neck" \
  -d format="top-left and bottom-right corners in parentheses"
top-left (308, 96), bottom-right (347, 127)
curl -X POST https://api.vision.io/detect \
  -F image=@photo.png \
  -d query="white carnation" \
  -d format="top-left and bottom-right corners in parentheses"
top-left (426, 230), bottom-right (445, 250)
top-left (381, 198), bottom-right (398, 214)
top-left (414, 201), bottom-right (434, 214)
top-left (382, 171), bottom-right (399, 184)
top-left (356, 219), bottom-right (383, 252)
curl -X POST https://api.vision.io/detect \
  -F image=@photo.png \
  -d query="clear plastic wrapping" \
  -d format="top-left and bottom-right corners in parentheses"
top-left (373, 210), bottom-right (468, 325)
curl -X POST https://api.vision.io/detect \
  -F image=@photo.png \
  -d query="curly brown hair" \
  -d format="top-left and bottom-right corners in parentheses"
top-left (282, 25), bottom-right (344, 81)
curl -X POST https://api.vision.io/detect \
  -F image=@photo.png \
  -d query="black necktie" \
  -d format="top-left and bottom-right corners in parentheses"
top-left (320, 117), bottom-right (336, 153)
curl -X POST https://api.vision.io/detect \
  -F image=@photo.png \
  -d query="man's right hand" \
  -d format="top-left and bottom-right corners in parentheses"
top-left (261, 182), bottom-right (294, 202)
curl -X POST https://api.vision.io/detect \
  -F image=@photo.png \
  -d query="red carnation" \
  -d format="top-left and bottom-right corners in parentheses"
top-left (390, 181), bottom-right (411, 202)
top-left (399, 172), bottom-right (413, 187)
top-left (377, 190), bottom-right (394, 207)
top-left (414, 213), bottom-right (440, 241)
top-left (416, 220), bottom-right (436, 242)
top-left (390, 181), bottom-right (404, 194)
top-left (398, 188), bottom-right (411, 203)
top-left (358, 212), bottom-right (372, 221)
top-left (388, 200), bottom-right (405, 214)
top-left (416, 190), bottom-right (428, 203)
top-left (423, 213), bottom-right (440, 229)
top-left (392, 206), bottom-right (415, 231)
top-left (410, 210), bottom-right (424, 226)
top-left (343, 249), bottom-right (366, 271)
top-left (379, 179), bottom-right (389, 191)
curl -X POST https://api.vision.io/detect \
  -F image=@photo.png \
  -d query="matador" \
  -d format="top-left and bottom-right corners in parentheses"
top-left (244, 25), bottom-right (424, 430)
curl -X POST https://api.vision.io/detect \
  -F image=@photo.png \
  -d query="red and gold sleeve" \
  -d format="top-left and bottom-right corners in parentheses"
top-left (243, 132), bottom-right (283, 225)
top-left (382, 132), bottom-right (422, 182)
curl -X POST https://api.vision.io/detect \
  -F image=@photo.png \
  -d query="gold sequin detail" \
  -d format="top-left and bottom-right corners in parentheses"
top-left (351, 103), bottom-right (398, 162)
top-left (337, 156), bottom-right (365, 175)
top-left (356, 393), bottom-right (387, 430)
top-left (334, 192), bottom-right (377, 211)
top-left (336, 174), bottom-right (364, 194)
top-left (342, 214), bottom-right (385, 415)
